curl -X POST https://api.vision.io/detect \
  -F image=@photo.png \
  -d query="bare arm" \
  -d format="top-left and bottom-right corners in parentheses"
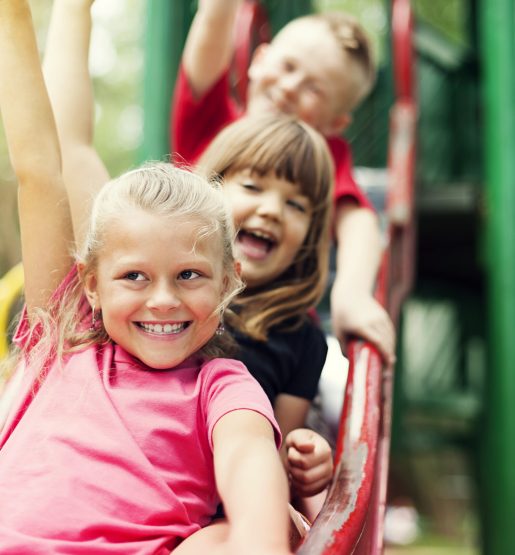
top-left (182, 0), bottom-right (243, 98)
top-left (331, 203), bottom-right (396, 365)
top-left (212, 409), bottom-right (291, 555)
top-left (43, 0), bottom-right (110, 248)
top-left (274, 394), bottom-right (310, 460)
top-left (0, 0), bottom-right (72, 315)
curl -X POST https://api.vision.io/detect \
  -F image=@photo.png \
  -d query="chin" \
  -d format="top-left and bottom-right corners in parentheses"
top-left (247, 96), bottom-right (274, 116)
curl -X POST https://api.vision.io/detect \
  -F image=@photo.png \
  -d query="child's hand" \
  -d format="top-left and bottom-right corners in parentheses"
top-left (285, 429), bottom-right (333, 498)
top-left (331, 286), bottom-right (396, 367)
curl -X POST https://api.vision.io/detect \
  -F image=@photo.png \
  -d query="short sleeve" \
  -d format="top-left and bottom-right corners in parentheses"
top-left (13, 266), bottom-right (89, 354)
top-left (328, 136), bottom-right (374, 211)
top-left (200, 358), bottom-right (281, 451)
top-left (171, 64), bottom-right (242, 165)
top-left (281, 322), bottom-right (328, 401)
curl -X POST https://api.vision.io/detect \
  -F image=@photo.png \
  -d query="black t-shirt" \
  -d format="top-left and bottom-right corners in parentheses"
top-left (211, 319), bottom-right (328, 520)
top-left (232, 319), bottom-right (328, 406)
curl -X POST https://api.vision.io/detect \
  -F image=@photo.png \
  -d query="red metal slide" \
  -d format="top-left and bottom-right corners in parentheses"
top-left (297, 0), bottom-right (417, 552)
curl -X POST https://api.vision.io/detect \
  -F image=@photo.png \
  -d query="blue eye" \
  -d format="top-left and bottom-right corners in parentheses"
top-left (125, 271), bottom-right (145, 281)
top-left (179, 270), bottom-right (201, 280)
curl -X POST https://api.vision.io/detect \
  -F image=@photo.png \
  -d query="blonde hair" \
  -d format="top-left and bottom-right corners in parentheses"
top-left (9, 163), bottom-right (243, 378)
top-left (197, 114), bottom-right (334, 340)
top-left (280, 12), bottom-right (376, 112)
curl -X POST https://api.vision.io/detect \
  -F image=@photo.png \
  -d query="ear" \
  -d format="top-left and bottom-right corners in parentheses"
top-left (326, 111), bottom-right (353, 137)
top-left (222, 260), bottom-right (241, 293)
top-left (79, 263), bottom-right (100, 310)
top-left (248, 43), bottom-right (270, 80)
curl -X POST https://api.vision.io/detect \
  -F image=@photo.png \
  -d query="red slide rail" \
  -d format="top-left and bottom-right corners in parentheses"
top-left (297, 0), bottom-right (417, 552)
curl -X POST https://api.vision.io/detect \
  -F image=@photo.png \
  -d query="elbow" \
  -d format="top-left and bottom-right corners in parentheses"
top-left (11, 151), bottom-right (62, 191)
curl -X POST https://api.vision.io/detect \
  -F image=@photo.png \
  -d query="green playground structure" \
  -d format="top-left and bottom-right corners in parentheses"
top-left (1, 0), bottom-right (515, 552)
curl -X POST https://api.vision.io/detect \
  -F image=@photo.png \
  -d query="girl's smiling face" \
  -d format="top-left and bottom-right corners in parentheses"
top-left (223, 170), bottom-right (312, 289)
top-left (82, 208), bottom-right (226, 369)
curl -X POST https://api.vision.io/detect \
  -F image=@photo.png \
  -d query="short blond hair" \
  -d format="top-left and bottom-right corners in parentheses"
top-left (279, 12), bottom-right (376, 112)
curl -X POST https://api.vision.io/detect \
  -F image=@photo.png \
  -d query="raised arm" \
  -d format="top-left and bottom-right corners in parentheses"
top-left (0, 0), bottom-right (72, 315)
top-left (43, 0), bottom-right (110, 248)
top-left (182, 0), bottom-right (243, 98)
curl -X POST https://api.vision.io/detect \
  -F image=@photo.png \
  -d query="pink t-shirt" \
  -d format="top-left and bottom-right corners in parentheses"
top-left (0, 270), bottom-right (280, 554)
top-left (171, 64), bottom-right (373, 210)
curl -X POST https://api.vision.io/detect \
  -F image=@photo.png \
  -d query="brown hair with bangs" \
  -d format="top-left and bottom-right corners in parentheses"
top-left (197, 114), bottom-right (334, 340)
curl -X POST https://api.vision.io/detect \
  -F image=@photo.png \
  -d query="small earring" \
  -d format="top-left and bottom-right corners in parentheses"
top-left (215, 317), bottom-right (225, 336)
top-left (90, 303), bottom-right (98, 331)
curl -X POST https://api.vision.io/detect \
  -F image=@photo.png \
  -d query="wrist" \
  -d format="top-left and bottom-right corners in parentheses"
top-left (331, 278), bottom-right (371, 302)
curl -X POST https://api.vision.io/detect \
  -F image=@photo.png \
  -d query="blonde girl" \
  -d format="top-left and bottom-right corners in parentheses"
top-left (0, 2), bottom-right (291, 553)
top-left (42, 0), bottom-right (333, 522)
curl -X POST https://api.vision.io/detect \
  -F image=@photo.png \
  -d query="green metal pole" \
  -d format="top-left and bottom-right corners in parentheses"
top-left (479, 0), bottom-right (515, 552)
top-left (139, 1), bottom-right (194, 163)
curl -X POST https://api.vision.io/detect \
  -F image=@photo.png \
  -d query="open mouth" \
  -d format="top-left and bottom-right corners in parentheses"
top-left (237, 230), bottom-right (277, 260)
top-left (136, 322), bottom-right (190, 335)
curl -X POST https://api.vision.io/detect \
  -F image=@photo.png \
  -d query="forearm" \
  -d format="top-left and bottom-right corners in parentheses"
top-left (43, 0), bottom-right (94, 148)
top-left (331, 203), bottom-right (396, 362)
top-left (333, 203), bottom-right (383, 295)
top-left (182, 0), bottom-right (243, 97)
top-left (214, 413), bottom-right (290, 551)
top-left (0, 0), bottom-right (61, 181)
top-left (0, 0), bottom-right (72, 311)
top-left (43, 0), bottom-right (109, 247)
top-left (221, 438), bottom-right (289, 544)
top-left (274, 394), bottom-right (310, 468)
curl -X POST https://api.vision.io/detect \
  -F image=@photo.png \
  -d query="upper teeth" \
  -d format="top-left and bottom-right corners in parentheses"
top-left (140, 322), bottom-right (184, 334)
top-left (248, 230), bottom-right (275, 242)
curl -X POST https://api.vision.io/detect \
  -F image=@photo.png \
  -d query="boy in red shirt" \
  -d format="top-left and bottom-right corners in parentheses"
top-left (172, 1), bottom-right (395, 364)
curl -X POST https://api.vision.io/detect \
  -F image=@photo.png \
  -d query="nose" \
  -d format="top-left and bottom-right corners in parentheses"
top-left (146, 280), bottom-right (180, 312)
top-left (256, 191), bottom-right (284, 221)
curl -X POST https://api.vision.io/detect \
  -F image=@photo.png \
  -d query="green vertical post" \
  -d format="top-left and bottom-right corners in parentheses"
top-left (139, 1), bottom-right (194, 163)
top-left (479, 0), bottom-right (515, 552)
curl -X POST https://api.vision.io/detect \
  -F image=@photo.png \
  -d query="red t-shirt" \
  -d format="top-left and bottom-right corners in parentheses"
top-left (171, 64), bottom-right (372, 210)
